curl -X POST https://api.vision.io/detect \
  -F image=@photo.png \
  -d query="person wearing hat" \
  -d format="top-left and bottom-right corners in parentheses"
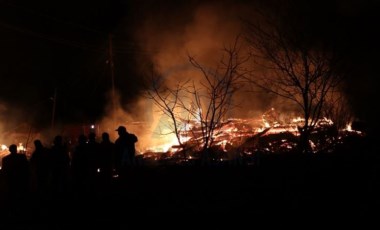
top-left (114, 125), bottom-right (138, 175)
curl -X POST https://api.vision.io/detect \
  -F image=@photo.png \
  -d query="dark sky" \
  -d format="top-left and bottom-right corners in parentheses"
top-left (0, 0), bottom-right (379, 132)
top-left (0, 0), bottom-right (140, 128)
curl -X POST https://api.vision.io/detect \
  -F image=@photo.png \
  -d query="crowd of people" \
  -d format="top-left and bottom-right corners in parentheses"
top-left (0, 125), bottom-right (138, 203)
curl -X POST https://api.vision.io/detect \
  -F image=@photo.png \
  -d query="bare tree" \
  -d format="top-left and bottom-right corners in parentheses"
top-left (185, 41), bottom-right (247, 151)
top-left (146, 38), bottom-right (249, 157)
top-left (323, 91), bottom-right (353, 130)
top-left (146, 76), bottom-right (191, 153)
top-left (244, 8), bottom-right (344, 153)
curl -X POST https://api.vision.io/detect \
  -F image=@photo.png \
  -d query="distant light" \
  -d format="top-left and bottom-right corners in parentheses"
top-left (91, 125), bottom-right (95, 129)
top-left (18, 143), bottom-right (25, 152)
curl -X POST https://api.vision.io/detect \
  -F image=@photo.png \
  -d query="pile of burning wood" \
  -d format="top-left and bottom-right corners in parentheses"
top-left (141, 109), bottom-right (364, 165)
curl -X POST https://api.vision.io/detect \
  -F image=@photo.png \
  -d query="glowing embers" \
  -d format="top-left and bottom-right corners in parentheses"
top-left (140, 107), bottom-right (364, 166)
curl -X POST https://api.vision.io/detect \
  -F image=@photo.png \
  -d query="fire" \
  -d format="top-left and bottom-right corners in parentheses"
top-left (17, 143), bottom-right (25, 153)
top-left (0, 144), bottom-right (8, 167)
top-left (292, 117), bottom-right (304, 123)
top-left (140, 107), bottom-right (363, 163)
top-left (146, 137), bottom-right (178, 153)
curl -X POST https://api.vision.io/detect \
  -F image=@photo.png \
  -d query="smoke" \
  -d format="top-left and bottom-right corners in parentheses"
top-left (97, 0), bottom-right (296, 150)
top-left (0, 0), bottom-right (362, 157)
top-left (0, 102), bottom-right (8, 147)
top-left (96, 90), bottom-right (153, 152)
top-left (98, 89), bottom-right (192, 152)
top-left (98, 1), bottom-right (243, 151)
top-left (134, 0), bottom-right (277, 112)
top-left (136, 1), bottom-right (248, 77)
top-left (97, 0), bottom-right (346, 150)
top-left (0, 101), bottom-right (46, 162)
top-left (0, 101), bottom-right (31, 146)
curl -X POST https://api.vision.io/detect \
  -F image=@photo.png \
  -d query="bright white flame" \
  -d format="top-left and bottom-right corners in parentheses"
top-left (147, 134), bottom-right (179, 152)
top-left (320, 117), bottom-right (334, 126)
top-left (17, 143), bottom-right (25, 152)
top-left (292, 117), bottom-right (304, 123)
top-left (1, 145), bottom-right (7, 151)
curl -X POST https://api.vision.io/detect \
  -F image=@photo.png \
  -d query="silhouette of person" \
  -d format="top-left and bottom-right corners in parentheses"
top-left (86, 132), bottom-right (100, 193)
top-left (50, 135), bottom-right (70, 196)
top-left (71, 134), bottom-right (89, 194)
top-left (114, 126), bottom-right (138, 174)
top-left (97, 132), bottom-right (115, 193)
top-left (99, 132), bottom-right (115, 179)
top-left (30, 139), bottom-right (51, 197)
top-left (1, 144), bottom-right (30, 208)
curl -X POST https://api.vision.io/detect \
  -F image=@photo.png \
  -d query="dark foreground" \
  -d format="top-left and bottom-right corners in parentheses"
top-left (1, 143), bottom-right (380, 227)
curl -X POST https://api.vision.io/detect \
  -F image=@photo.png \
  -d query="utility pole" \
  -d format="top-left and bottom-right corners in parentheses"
top-left (51, 87), bottom-right (57, 130)
top-left (108, 33), bottom-right (116, 126)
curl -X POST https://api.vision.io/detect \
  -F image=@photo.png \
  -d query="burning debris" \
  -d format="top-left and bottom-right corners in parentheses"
top-left (141, 108), bottom-right (364, 165)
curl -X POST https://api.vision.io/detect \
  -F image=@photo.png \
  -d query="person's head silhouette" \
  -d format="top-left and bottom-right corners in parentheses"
top-left (34, 139), bottom-right (43, 149)
top-left (9, 144), bottom-right (17, 154)
top-left (102, 132), bottom-right (110, 141)
top-left (115, 126), bottom-right (127, 135)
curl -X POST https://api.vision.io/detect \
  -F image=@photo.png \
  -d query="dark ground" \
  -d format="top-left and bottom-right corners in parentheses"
top-left (1, 136), bottom-right (379, 227)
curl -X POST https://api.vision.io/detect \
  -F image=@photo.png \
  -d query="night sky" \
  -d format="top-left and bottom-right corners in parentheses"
top-left (0, 0), bottom-right (137, 128)
top-left (0, 0), bottom-right (379, 134)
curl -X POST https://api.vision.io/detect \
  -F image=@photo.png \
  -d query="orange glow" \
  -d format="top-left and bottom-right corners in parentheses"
top-left (136, 105), bottom-right (362, 158)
